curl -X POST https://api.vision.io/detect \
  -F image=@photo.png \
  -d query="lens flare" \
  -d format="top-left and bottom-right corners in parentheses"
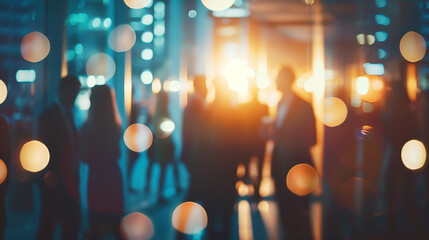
top-left (20, 140), bottom-right (50, 173)
top-left (124, 0), bottom-right (152, 9)
top-left (21, 32), bottom-right (50, 62)
top-left (86, 53), bottom-right (116, 81)
top-left (0, 79), bottom-right (7, 104)
top-left (286, 164), bottom-right (318, 196)
top-left (361, 77), bottom-right (384, 103)
top-left (201, 0), bottom-right (235, 11)
top-left (172, 202), bottom-right (208, 234)
top-left (120, 212), bottom-right (154, 240)
top-left (0, 159), bottom-right (7, 184)
top-left (124, 124), bottom-right (153, 152)
top-left (109, 24), bottom-right (136, 52)
top-left (401, 139), bottom-right (426, 170)
top-left (400, 31), bottom-right (426, 63)
top-left (356, 76), bottom-right (369, 95)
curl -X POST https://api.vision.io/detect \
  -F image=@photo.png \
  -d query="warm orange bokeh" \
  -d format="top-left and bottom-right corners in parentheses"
top-left (172, 201), bottom-right (208, 234)
top-left (286, 163), bottom-right (319, 196)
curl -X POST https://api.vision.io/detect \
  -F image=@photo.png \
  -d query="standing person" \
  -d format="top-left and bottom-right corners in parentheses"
top-left (239, 85), bottom-right (269, 199)
top-left (203, 77), bottom-right (239, 239)
top-left (146, 91), bottom-right (178, 202)
top-left (272, 66), bottom-right (316, 240)
top-left (0, 116), bottom-right (10, 240)
top-left (36, 75), bottom-right (82, 240)
top-left (181, 75), bottom-right (208, 202)
top-left (79, 85), bottom-right (123, 239)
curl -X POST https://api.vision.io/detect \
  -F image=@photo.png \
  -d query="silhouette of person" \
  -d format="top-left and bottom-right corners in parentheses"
top-left (36, 75), bottom-right (82, 240)
top-left (181, 75), bottom-right (208, 202)
top-left (146, 91), bottom-right (178, 202)
top-left (381, 80), bottom-right (427, 238)
top-left (203, 77), bottom-right (238, 239)
top-left (0, 115), bottom-right (10, 240)
top-left (79, 85), bottom-right (123, 239)
top-left (239, 85), bottom-right (269, 198)
top-left (272, 66), bottom-right (316, 240)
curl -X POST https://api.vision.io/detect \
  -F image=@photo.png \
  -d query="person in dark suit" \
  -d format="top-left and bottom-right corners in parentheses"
top-left (239, 85), bottom-right (269, 199)
top-left (146, 91), bottom-right (177, 202)
top-left (80, 85), bottom-right (123, 239)
top-left (0, 115), bottom-right (10, 240)
top-left (181, 75), bottom-right (208, 202)
top-left (272, 66), bottom-right (316, 240)
top-left (36, 75), bottom-right (81, 240)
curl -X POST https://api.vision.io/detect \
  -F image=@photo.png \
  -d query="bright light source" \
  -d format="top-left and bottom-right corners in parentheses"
top-left (141, 14), bottom-right (153, 25)
top-left (140, 71), bottom-right (153, 84)
top-left (188, 10), bottom-right (197, 18)
top-left (356, 76), bottom-right (369, 95)
top-left (364, 63), bottom-right (385, 76)
top-left (20, 140), bottom-right (50, 172)
top-left (120, 212), bottom-right (154, 240)
top-left (402, 140), bottom-right (426, 170)
top-left (0, 80), bottom-right (7, 104)
top-left (16, 70), bottom-right (36, 83)
top-left (168, 80), bottom-right (181, 92)
top-left (141, 32), bottom-right (154, 43)
top-left (375, 14), bottom-right (390, 26)
top-left (367, 35), bottom-right (376, 45)
top-left (141, 49), bottom-right (153, 60)
top-left (103, 18), bottom-right (112, 28)
top-left (124, 0), bottom-right (152, 9)
top-left (160, 118), bottom-right (175, 135)
top-left (87, 76), bottom-right (96, 88)
top-left (356, 34), bottom-right (365, 45)
top-left (375, 31), bottom-right (388, 42)
top-left (92, 18), bottom-right (101, 28)
top-left (201, 0), bottom-right (235, 11)
top-left (152, 78), bottom-right (161, 94)
top-left (76, 91), bottom-right (91, 110)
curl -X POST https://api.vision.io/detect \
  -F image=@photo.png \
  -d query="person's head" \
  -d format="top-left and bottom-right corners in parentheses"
top-left (154, 91), bottom-right (170, 118)
top-left (89, 85), bottom-right (121, 126)
top-left (276, 66), bottom-right (295, 94)
top-left (193, 75), bottom-right (207, 98)
top-left (58, 75), bottom-right (81, 108)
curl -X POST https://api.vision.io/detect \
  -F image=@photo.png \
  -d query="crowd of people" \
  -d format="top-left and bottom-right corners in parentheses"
top-left (0, 63), bottom-right (428, 240)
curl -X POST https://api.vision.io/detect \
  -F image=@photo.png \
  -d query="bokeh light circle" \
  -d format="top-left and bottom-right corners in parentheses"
top-left (361, 77), bottom-right (385, 103)
top-left (120, 212), bottom-right (154, 240)
top-left (286, 164), bottom-right (319, 196)
top-left (400, 31), bottom-right (427, 62)
top-left (124, 0), bottom-right (152, 9)
top-left (0, 79), bottom-right (7, 104)
top-left (124, 124), bottom-right (153, 152)
top-left (401, 139), bottom-right (426, 170)
top-left (321, 97), bottom-right (348, 127)
top-left (20, 140), bottom-right (50, 172)
top-left (108, 24), bottom-right (136, 52)
top-left (172, 202), bottom-right (208, 234)
top-left (0, 159), bottom-right (7, 184)
top-left (86, 53), bottom-right (116, 81)
top-left (201, 0), bottom-right (235, 11)
top-left (21, 32), bottom-right (50, 62)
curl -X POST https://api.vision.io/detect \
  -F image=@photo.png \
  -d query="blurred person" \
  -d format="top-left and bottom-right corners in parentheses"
top-left (0, 115), bottom-right (10, 240)
top-left (80, 85), bottom-right (123, 239)
top-left (202, 77), bottom-right (239, 239)
top-left (272, 66), bottom-right (316, 240)
top-left (381, 80), bottom-right (427, 238)
top-left (239, 85), bottom-right (269, 199)
top-left (181, 75), bottom-right (208, 201)
top-left (36, 75), bottom-right (82, 240)
top-left (146, 91), bottom-right (179, 202)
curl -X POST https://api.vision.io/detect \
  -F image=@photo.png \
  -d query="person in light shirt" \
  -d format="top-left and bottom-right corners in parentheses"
top-left (272, 66), bottom-right (316, 240)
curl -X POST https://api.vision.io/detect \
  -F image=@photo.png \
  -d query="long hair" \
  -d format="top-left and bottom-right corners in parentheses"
top-left (87, 85), bottom-right (122, 135)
